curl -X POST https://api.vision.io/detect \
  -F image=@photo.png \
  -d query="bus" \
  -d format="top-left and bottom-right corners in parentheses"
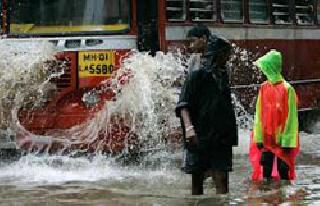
top-left (0, 0), bottom-right (145, 154)
top-left (162, 0), bottom-right (320, 129)
top-left (0, 0), bottom-right (319, 154)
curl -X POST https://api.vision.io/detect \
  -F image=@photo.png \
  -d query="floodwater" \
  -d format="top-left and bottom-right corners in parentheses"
top-left (0, 130), bottom-right (319, 206)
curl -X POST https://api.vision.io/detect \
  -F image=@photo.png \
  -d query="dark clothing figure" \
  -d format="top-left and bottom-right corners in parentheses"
top-left (176, 34), bottom-right (238, 194)
top-left (177, 67), bottom-right (237, 173)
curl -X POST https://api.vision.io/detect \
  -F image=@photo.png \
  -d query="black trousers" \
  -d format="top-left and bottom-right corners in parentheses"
top-left (260, 151), bottom-right (289, 180)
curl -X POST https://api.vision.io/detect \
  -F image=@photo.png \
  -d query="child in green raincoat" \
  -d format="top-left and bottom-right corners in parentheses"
top-left (249, 49), bottom-right (300, 181)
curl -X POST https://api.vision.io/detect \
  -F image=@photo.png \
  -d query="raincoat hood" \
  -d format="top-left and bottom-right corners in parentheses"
top-left (202, 35), bottom-right (232, 72)
top-left (255, 50), bottom-right (283, 84)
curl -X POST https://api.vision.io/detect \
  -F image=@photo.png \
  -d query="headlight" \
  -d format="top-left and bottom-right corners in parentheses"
top-left (82, 90), bottom-right (100, 107)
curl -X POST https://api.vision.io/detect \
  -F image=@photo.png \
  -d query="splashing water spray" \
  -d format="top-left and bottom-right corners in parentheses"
top-left (0, 40), bottom-right (261, 158)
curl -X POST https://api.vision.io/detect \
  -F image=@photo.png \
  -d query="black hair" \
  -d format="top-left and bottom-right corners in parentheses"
top-left (202, 36), bottom-right (232, 71)
top-left (187, 24), bottom-right (211, 39)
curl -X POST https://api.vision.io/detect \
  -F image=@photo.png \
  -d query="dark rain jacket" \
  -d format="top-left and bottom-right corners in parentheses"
top-left (175, 35), bottom-right (238, 173)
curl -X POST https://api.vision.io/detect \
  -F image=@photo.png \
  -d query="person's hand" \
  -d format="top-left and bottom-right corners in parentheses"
top-left (257, 143), bottom-right (263, 150)
top-left (185, 126), bottom-right (198, 148)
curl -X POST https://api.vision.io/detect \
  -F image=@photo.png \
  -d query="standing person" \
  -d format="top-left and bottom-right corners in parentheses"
top-left (249, 50), bottom-right (299, 182)
top-left (175, 25), bottom-right (238, 195)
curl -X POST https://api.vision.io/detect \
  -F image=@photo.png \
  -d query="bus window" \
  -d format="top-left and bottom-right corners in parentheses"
top-left (166, 0), bottom-right (186, 21)
top-left (249, 0), bottom-right (268, 24)
top-left (190, 0), bottom-right (216, 21)
top-left (295, 0), bottom-right (314, 25)
top-left (10, 0), bottom-right (130, 35)
top-left (221, 0), bottom-right (243, 22)
top-left (272, 0), bottom-right (292, 24)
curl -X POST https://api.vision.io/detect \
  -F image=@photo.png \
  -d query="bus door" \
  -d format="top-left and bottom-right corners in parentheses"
top-left (136, 0), bottom-right (159, 55)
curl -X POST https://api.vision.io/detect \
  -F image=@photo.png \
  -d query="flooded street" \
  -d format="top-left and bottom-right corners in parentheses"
top-left (0, 42), bottom-right (319, 205)
top-left (0, 130), bottom-right (319, 206)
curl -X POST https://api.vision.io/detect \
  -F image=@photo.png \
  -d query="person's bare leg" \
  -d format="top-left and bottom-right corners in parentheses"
top-left (192, 172), bottom-right (204, 195)
top-left (215, 171), bottom-right (229, 194)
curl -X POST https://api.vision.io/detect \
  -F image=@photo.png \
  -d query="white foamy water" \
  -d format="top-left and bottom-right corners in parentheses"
top-left (0, 131), bottom-right (317, 184)
top-left (0, 154), bottom-right (182, 184)
top-left (0, 40), bottom-right (57, 129)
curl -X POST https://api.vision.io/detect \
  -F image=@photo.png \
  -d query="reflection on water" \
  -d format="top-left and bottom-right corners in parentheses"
top-left (0, 130), bottom-right (319, 205)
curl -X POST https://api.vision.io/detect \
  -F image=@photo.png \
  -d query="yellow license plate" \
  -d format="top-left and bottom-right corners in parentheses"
top-left (78, 51), bottom-right (115, 78)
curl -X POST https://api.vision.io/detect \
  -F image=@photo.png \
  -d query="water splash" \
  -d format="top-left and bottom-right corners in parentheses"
top-left (0, 40), bottom-right (57, 132)
top-left (56, 51), bottom-right (187, 155)
top-left (0, 40), bottom-right (260, 157)
top-left (229, 44), bottom-right (265, 116)
top-left (0, 45), bottom-right (188, 156)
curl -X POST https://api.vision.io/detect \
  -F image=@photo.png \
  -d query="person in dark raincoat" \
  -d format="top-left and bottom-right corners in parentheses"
top-left (175, 25), bottom-right (238, 195)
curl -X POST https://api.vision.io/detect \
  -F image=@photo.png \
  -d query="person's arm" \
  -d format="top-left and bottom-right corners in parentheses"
top-left (280, 85), bottom-right (299, 148)
top-left (175, 72), bottom-right (198, 146)
top-left (253, 90), bottom-right (263, 149)
top-left (180, 108), bottom-right (196, 142)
